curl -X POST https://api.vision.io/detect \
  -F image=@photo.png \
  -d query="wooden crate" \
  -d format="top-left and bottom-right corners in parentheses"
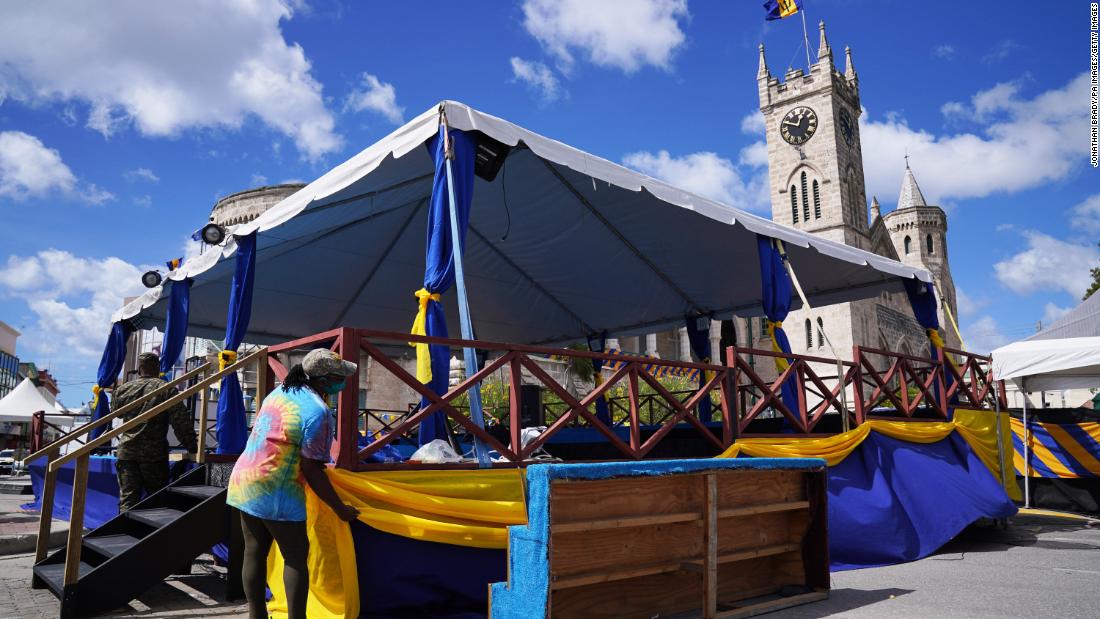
top-left (490, 459), bottom-right (828, 619)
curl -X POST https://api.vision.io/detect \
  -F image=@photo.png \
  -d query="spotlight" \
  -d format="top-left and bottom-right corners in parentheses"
top-left (141, 270), bottom-right (163, 288)
top-left (200, 223), bottom-right (226, 245)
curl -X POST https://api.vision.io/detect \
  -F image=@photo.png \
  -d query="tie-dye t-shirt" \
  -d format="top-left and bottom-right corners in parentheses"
top-left (226, 385), bottom-right (333, 521)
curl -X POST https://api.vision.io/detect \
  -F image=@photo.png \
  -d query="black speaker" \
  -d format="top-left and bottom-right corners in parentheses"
top-left (519, 384), bottom-right (544, 427)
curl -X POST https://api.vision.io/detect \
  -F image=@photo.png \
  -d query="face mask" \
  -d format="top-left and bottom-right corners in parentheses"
top-left (321, 380), bottom-right (346, 395)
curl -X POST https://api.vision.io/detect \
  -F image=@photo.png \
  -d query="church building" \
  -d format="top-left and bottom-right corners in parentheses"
top-left (746, 21), bottom-right (960, 363)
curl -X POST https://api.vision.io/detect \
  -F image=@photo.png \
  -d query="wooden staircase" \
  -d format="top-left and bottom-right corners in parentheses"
top-left (33, 465), bottom-right (233, 617)
top-left (22, 348), bottom-right (268, 618)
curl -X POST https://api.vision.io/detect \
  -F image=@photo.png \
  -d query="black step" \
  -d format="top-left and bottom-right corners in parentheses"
top-left (168, 485), bottom-right (223, 500)
top-left (84, 534), bottom-right (141, 559)
top-left (33, 562), bottom-right (94, 595)
top-left (127, 507), bottom-right (184, 528)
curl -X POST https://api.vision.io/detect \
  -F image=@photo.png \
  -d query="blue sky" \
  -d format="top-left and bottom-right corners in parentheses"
top-left (0, 0), bottom-right (1096, 405)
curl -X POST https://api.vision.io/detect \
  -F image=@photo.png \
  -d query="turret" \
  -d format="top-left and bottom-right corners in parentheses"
top-left (817, 21), bottom-right (832, 64)
top-left (869, 196), bottom-right (881, 222)
top-left (758, 44), bottom-right (770, 80)
top-left (844, 46), bottom-right (857, 85)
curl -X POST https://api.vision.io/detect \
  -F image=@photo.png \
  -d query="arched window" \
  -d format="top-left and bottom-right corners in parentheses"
top-left (816, 317), bottom-right (824, 347)
top-left (812, 180), bottom-right (821, 219)
top-left (926, 233), bottom-right (934, 254)
top-left (904, 235), bottom-right (912, 254)
top-left (805, 318), bottom-right (812, 349)
top-left (800, 172), bottom-right (810, 221)
top-left (790, 186), bottom-right (798, 224)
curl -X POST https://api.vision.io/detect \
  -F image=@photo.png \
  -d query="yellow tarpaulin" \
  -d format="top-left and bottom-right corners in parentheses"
top-left (267, 467), bottom-right (527, 619)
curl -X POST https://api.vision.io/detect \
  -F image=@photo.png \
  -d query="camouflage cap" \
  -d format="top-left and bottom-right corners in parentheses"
top-left (138, 352), bottom-right (159, 365)
top-left (302, 348), bottom-right (357, 378)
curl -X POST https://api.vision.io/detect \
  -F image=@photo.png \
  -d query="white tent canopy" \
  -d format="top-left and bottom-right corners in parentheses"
top-left (115, 101), bottom-right (930, 346)
top-left (0, 378), bottom-right (76, 426)
top-left (993, 292), bottom-right (1100, 391)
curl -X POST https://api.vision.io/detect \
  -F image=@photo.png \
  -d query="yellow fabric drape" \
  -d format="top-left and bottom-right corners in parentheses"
top-left (267, 467), bottom-right (527, 619)
top-left (90, 385), bottom-right (102, 411)
top-left (409, 288), bottom-right (441, 383)
top-left (719, 412), bottom-right (1021, 501)
top-left (218, 349), bottom-right (237, 371)
top-left (766, 320), bottom-right (789, 371)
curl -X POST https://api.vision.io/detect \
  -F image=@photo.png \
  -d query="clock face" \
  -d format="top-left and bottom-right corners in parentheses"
top-left (839, 109), bottom-right (854, 147)
top-left (779, 106), bottom-right (817, 145)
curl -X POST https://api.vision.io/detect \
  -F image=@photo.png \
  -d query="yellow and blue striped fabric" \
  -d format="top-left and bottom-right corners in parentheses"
top-left (602, 348), bottom-right (701, 381)
top-left (1011, 417), bottom-right (1100, 478)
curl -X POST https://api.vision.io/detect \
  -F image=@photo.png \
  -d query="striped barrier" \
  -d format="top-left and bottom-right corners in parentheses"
top-left (1011, 417), bottom-right (1100, 478)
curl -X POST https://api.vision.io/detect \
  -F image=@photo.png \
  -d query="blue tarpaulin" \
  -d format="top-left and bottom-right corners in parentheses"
top-left (215, 232), bottom-right (257, 454)
top-left (684, 315), bottom-right (713, 420)
top-left (827, 431), bottom-right (1017, 570)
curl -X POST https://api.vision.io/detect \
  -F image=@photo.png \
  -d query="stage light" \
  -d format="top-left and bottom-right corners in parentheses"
top-left (141, 270), bottom-right (163, 288)
top-left (200, 223), bottom-right (226, 245)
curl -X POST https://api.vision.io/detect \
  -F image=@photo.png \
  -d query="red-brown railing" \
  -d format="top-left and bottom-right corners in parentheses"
top-left (261, 326), bottom-right (1006, 470)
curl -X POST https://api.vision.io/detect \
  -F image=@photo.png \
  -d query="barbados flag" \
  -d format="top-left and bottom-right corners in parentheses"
top-left (764, 0), bottom-right (800, 21)
top-left (165, 257), bottom-right (182, 271)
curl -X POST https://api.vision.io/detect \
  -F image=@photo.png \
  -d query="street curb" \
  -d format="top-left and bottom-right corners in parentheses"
top-left (0, 525), bottom-right (69, 556)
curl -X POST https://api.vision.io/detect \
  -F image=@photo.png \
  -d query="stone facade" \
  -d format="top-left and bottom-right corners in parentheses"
top-left (209, 184), bottom-right (305, 227)
top-left (733, 22), bottom-right (961, 382)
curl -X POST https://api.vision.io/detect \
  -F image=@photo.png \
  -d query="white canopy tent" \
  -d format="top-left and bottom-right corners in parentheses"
top-left (114, 100), bottom-right (931, 347)
top-left (991, 292), bottom-right (1100, 505)
top-left (0, 378), bottom-right (76, 426)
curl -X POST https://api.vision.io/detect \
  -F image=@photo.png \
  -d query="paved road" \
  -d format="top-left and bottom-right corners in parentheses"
top-left (774, 514), bottom-right (1100, 618)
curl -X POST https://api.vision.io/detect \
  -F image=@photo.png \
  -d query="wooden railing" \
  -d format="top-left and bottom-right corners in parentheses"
top-left (729, 347), bottom-right (857, 434)
top-left (31, 349), bottom-right (268, 594)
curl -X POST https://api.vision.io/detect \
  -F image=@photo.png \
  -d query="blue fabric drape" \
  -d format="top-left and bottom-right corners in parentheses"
top-left (684, 316), bottom-right (713, 420)
top-left (159, 278), bottom-right (192, 378)
top-left (755, 235), bottom-right (799, 425)
top-left (587, 333), bottom-right (611, 425)
top-left (418, 126), bottom-right (477, 445)
top-left (215, 233), bottom-right (256, 454)
top-left (903, 279), bottom-right (953, 408)
top-left (90, 321), bottom-right (134, 440)
top-left (827, 431), bottom-right (1016, 570)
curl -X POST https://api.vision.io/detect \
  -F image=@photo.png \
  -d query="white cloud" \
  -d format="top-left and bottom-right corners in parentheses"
top-left (860, 73), bottom-right (1090, 206)
top-left (1042, 302), bottom-right (1071, 325)
top-left (962, 315), bottom-right (1009, 354)
top-left (740, 111), bottom-right (765, 135)
top-left (344, 73), bottom-right (404, 124)
top-left (124, 167), bottom-right (159, 183)
top-left (955, 288), bottom-right (987, 317)
top-left (510, 57), bottom-right (562, 102)
top-left (133, 194), bottom-right (152, 207)
top-left (521, 0), bottom-right (689, 74)
top-left (0, 131), bottom-right (76, 199)
top-left (982, 39), bottom-right (1020, 64)
top-left (0, 130), bottom-right (112, 204)
top-left (622, 150), bottom-right (769, 212)
top-left (932, 44), bottom-right (955, 59)
top-left (250, 173), bottom-right (269, 187)
top-left (0, 249), bottom-right (154, 359)
top-left (993, 231), bottom-right (1100, 297)
top-left (1069, 193), bottom-right (1100, 234)
top-left (0, 1), bottom-right (340, 160)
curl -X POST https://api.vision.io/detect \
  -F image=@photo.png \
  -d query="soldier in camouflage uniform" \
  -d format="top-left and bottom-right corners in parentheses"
top-left (113, 352), bottom-right (199, 511)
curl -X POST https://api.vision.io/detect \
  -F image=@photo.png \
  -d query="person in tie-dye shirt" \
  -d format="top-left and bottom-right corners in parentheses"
top-left (227, 348), bottom-right (359, 619)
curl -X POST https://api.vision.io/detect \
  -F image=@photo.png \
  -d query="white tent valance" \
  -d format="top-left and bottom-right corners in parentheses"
top-left (113, 100), bottom-right (930, 346)
top-left (993, 336), bottom-right (1100, 391)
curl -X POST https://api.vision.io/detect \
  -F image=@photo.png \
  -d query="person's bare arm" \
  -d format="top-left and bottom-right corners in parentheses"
top-left (300, 458), bottom-right (358, 521)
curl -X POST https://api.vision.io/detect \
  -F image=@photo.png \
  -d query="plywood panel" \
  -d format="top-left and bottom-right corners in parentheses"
top-left (716, 512), bottom-right (792, 555)
top-left (551, 520), bottom-right (702, 577)
top-left (552, 570), bottom-right (702, 619)
top-left (550, 475), bottom-right (703, 524)
top-left (715, 470), bottom-right (804, 510)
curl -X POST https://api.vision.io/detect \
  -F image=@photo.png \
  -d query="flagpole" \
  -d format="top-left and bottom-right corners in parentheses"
top-left (799, 2), bottom-right (812, 69)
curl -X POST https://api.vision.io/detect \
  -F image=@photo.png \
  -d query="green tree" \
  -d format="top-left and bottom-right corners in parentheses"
top-left (1086, 243), bottom-right (1100, 300)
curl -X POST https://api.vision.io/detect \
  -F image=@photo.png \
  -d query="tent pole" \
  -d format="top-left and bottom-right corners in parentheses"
top-left (993, 386), bottom-right (1008, 494)
top-left (442, 119), bottom-right (491, 467)
top-left (1022, 379), bottom-right (1030, 508)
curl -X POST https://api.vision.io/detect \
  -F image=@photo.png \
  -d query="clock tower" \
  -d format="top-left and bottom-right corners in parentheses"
top-left (758, 22), bottom-right (867, 249)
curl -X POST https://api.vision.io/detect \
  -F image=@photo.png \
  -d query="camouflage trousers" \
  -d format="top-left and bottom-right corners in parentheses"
top-left (116, 459), bottom-right (168, 512)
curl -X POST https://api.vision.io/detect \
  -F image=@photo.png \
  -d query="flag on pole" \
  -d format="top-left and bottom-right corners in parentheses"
top-left (165, 257), bottom-right (182, 271)
top-left (763, 0), bottom-right (800, 21)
